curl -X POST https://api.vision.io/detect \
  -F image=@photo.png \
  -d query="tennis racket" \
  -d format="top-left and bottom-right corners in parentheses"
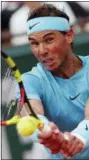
top-left (1, 51), bottom-right (44, 128)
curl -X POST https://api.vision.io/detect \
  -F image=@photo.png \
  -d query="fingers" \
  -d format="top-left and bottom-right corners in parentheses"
top-left (38, 122), bottom-right (60, 139)
top-left (49, 122), bottom-right (58, 130)
top-left (60, 132), bottom-right (84, 158)
top-left (38, 127), bottom-right (52, 139)
top-left (38, 122), bottom-right (84, 158)
top-left (61, 132), bottom-right (70, 152)
top-left (69, 139), bottom-right (84, 157)
top-left (39, 132), bottom-right (56, 145)
top-left (49, 122), bottom-right (63, 137)
top-left (43, 133), bottom-right (63, 153)
top-left (37, 122), bottom-right (64, 153)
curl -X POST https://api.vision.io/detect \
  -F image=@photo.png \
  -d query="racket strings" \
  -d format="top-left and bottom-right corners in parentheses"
top-left (1, 57), bottom-right (17, 120)
top-left (1, 51), bottom-right (39, 121)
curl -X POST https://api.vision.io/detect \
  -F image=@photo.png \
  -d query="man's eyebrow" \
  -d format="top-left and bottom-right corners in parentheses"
top-left (43, 32), bottom-right (55, 38)
top-left (28, 32), bottom-right (55, 41)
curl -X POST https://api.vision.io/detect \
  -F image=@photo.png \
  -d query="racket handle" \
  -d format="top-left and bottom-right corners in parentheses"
top-left (0, 121), bottom-right (7, 126)
top-left (0, 115), bottom-right (20, 126)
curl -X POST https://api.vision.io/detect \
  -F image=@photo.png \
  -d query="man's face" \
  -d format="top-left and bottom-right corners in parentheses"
top-left (28, 30), bottom-right (73, 71)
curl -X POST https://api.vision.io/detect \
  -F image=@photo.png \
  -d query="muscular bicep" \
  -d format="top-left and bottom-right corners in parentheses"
top-left (85, 99), bottom-right (89, 119)
top-left (20, 99), bottom-right (44, 117)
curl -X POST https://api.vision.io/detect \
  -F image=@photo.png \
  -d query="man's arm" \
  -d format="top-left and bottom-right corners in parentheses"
top-left (85, 99), bottom-right (89, 119)
top-left (38, 99), bottom-right (89, 158)
top-left (60, 98), bottom-right (89, 157)
top-left (20, 99), bottom-right (44, 117)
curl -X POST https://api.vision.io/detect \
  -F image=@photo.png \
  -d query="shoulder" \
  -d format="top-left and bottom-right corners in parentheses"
top-left (22, 63), bottom-right (43, 79)
top-left (22, 63), bottom-right (51, 82)
top-left (78, 55), bottom-right (89, 72)
top-left (79, 55), bottom-right (89, 64)
top-left (80, 55), bottom-right (89, 85)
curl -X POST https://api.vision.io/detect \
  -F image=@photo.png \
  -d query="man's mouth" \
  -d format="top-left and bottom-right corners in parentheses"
top-left (42, 58), bottom-right (54, 64)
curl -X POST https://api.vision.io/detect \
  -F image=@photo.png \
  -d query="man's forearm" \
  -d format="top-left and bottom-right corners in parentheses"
top-left (85, 98), bottom-right (89, 120)
top-left (71, 98), bottom-right (89, 147)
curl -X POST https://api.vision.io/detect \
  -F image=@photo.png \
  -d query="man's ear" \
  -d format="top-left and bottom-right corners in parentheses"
top-left (66, 29), bottom-right (74, 44)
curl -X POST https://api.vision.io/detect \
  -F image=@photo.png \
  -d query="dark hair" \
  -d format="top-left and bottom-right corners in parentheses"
top-left (27, 4), bottom-right (73, 48)
top-left (27, 4), bottom-right (69, 22)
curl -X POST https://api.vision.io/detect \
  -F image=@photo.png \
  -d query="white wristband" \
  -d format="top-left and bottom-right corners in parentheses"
top-left (71, 120), bottom-right (89, 148)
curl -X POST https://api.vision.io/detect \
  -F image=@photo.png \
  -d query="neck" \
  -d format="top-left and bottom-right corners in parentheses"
top-left (52, 54), bottom-right (83, 79)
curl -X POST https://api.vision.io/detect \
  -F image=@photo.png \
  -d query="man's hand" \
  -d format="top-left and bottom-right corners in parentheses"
top-left (38, 122), bottom-right (64, 153)
top-left (37, 122), bottom-right (85, 158)
top-left (60, 132), bottom-right (85, 158)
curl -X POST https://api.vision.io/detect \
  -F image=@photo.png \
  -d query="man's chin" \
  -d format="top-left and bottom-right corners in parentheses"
top-left (44, 65), bottom-right (58, 72)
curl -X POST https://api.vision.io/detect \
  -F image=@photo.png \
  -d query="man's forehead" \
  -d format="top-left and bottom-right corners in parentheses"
top-left (28, 30), bottom-right (57, 40)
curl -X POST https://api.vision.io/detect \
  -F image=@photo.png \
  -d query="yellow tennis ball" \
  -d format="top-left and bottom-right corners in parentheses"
top-left (16, 116), bottom-right (37, 136)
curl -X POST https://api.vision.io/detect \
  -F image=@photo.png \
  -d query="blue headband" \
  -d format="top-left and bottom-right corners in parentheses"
top-left (27, 17), bottom-right (70, 35)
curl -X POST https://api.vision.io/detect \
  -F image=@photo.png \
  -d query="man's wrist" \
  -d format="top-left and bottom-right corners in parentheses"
top-left (71, 120), bottom-right (89, 148)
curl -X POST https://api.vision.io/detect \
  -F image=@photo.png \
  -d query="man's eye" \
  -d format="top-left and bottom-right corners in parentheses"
top-left (30, 42), bottom-right (39, 46)
top-left (46, 38), bottom-right (54, 43)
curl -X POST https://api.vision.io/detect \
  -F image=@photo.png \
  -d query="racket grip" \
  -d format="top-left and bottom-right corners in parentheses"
top-left (0, 115), bottom-right (20, 126)
top-left (0, 121), bottom-right (7, 126)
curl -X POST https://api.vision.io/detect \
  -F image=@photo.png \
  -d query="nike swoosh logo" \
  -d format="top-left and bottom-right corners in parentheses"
top-left (69, 93), bottom-right (81, 100)
top-left (29, 22), bottom-right (40, 30)
top-left (85, 124), bottom-right (88, 131)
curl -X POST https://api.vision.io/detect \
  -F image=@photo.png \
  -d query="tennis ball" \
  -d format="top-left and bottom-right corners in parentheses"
top-left (16, 116), bottom-right (37, 136)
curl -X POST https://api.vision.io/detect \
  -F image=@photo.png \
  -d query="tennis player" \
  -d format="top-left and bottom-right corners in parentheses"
top-left (16, 4), bottom-right (89, 159)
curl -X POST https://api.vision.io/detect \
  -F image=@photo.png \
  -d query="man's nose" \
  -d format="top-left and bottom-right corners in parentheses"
top-left (39, 43), bottom-right (48, 56)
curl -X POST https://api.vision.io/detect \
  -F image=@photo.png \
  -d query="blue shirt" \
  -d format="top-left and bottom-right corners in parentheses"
top-left (16, 55), bottom-right (89, 159)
